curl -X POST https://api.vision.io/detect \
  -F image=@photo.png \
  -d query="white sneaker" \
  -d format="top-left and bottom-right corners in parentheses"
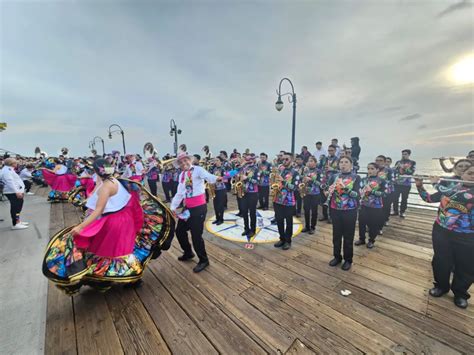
top-left (12, 224), bottom-right (29, 230)
top-left (26, 192), bottom-right (35, 195)
top-left (19, 221), bottom-right (30, 226)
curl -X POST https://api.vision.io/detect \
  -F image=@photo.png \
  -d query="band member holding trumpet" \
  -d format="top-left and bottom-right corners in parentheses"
top-left (320, 145), bottom-right (339, 223)
top-left (393, 149), bottom-right (416, 218)
top-left (375, 155), bottom-right (394, 230)
top-left (240, 154), bottom-right (260, 238)
top-left (273, 152), bottom-right (300, 250)
top-left (414, 162), bottom-right (474, 309)
top-left (325, 156), bottom-right (361, 270)
top-left (293, 155), bottom-right (305, 217)
top-left (355, 163), bottom-right (386, 248)
top-left (171, 152), bottom-right (223, 273)
top-left (257, 153), bottom-right (272, 210)
top-left (301, 156), bottom-right (322, 234)
top-left (209, 157), bottom-right (228, 225)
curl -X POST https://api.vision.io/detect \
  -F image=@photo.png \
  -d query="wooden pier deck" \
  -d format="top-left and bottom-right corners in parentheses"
top-left (40, 185), bottom-right (474, 355)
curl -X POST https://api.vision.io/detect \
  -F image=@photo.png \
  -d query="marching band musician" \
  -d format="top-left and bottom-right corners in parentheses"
top-left (171, 152), bottom-right (223, 273)
top-left (319, 145), bottom-right (339, 223)
top-left (209, 157), bottom-right (228, 225)
top-left (355, 162), bottom-right (386, 248)
top-left (231, 156), bottom-right (244, 217)
top-left (301, 156), bottom-right (322, 234)
top-left (145, 157), bottom-right (160, 196)
top-left (436, 159), bottom-right (472, 191)
top-left (293, 154), bottom-right (305, 217)
top-left (414, 163), bottom-right (474, 309)
top-left (392, 149), bottom-right (416, 218)
top-left (375, 155), bottom-right (394, 232)
top-left (161, 163), bottom-right (174, 202)
top-left (273, 152), bottom-right (300, 250)
top-left (240, 154), bottom-right (260, 239)
top-left (325, 156), bottom-right (361, 271)
top-left (257, 153), bottom-right (272, 210)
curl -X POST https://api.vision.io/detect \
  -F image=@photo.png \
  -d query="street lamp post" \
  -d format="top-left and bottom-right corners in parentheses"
top-left (275, 78), bottom-right (297, 156)
top-left (93, 136), bottom-right (106, 156)
top-left (108, 124), bottom-right (126, 155)
top-left (169, 119), bottom-right (182, 157)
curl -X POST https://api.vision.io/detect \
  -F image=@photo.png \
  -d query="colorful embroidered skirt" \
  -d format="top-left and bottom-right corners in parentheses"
top-left (42, 179), bottom-right (175, 294)
top-left (42, 169), bottom-right (77, 202)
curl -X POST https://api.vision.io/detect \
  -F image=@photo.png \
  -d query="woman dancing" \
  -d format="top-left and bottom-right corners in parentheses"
top-left (42, 158), bottom-right (77, 201)
top-left (415, 163), bottom-right (474, 309)
top-left (42, 158), bottom-right (175, 293)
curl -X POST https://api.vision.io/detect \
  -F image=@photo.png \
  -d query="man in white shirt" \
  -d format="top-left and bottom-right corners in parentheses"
top-left (1, 158), bottom-right (28, 229)
top-left (313, 141), bottom-right (327, 161)
top-left (171, 152), bottom-right (223, 273)
top-left (331, 138), bottom-right (342, 157)
top-left (19, 164), bottom-right (35, 195)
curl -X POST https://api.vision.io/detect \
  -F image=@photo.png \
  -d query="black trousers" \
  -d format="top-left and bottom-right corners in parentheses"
top-left (213, 189), bottom-right (227, 222)
top-left (176, 204), bottom-right (208, 263)
top-left (320, 194), bottom-right (329, 219)
top-left (274, 203), bottom-right (294, 243)
top-left (431, 223), bottom-right (474, 299)
top-left (5, 193), bottom-right (24, 226)
top-left (258, 185), bottom-right (269, 209)
top-left (237, 196), bottom-right (243, 214)
top-left (303, 194), bottom-right (320, 230)
top-left (162, 182), bottom-right (173, 201)
top-left (23, 180), bottom-right (32, 193)
top-left (171, 182), bottom-right (178, 197)
top-left (382, 192), bottom-right (394, 222)
top-left (330, 208), bottom-right (357, 262)
top-left (358, 206), bottom-right (384, 242)
top-left (294, 190), bottom-right (302, 215)
top-left (147, 179), bottom-right (158, 196)
top-left (241, 193), bottom-right (258, 232)
top-left (394, 185), bottom-right (411, 214)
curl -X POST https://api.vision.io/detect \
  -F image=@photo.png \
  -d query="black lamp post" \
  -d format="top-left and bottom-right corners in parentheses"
top-left (88, 140), bottom-right (95, 151)
top-left (275, 78), bottom-right (297, 156)
top-left (169, 119), bottom-right (182, 157)
top-left (93, 136), bottom-right (106, 156)
top-left (108, 124), bottom-right (126, 155)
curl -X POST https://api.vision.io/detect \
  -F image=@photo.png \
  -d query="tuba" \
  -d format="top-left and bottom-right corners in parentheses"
top-left (143, 142), bottom-right (158, 160)
top-left (61, 147), bottom-right (69, 156)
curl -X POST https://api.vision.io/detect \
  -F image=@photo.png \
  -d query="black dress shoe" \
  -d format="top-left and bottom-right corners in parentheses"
top-left (178, 253), bottom-right (195, 261)
top-left (308, 229), bottom-right (314, 235)
top-left (354, 239), bottom-right (365, 246)
top-left (329, 258), bottom-right (342, 267)
top-left (274, 240), bottom-right (285, 248)
top-left (248, 230), bottom-right (256, 238)
top-left (319, 217), bottom-right (328, 222)
top-left (454, 296), bottom-right (468, 309)
top-left (341, 261), bottom-right (352, 271)
top-left (242, 230), bottom-right (250, 236)
top-left (429, 287), bottom-right (449, 298)
top-left (302, 227), bottom-right (311, 233)
top-left (296, 213), bottom-right (301, 218)
top-left (367, 241), bottom-right (375, 249)
top-left (216, 220), bottom-right (224, 225)
top-left (271, 218), bottom-right (277, 225)
top-left (212, 220), bottom-right (219, 224)
top-left (282, 242), bottom-right (291, 250)
top-left (193, 261), bottom-right (209, 273)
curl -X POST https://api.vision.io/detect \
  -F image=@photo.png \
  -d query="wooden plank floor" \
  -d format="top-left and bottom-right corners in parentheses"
top-left (43, 185), bottom-right (474, 354)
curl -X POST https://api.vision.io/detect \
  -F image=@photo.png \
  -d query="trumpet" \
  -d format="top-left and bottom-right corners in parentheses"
top-left (399, 175), bottom-right (471, 183)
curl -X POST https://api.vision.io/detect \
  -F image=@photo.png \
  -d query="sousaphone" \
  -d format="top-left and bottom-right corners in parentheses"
top-left (143, 142), bottom-right (158, 160)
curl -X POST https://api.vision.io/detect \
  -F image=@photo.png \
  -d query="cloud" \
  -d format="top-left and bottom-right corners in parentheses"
top-left (192, 108), bottom-right (216, 121)
top-left (417, 124), bottom-right (428, 129)
top-left (399, 114), bottom-right (422, 121)
top-left (437, 0), bottom-right (472, 18)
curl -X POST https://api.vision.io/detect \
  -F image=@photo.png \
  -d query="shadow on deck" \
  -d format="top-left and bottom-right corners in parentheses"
top-left (42, 185), bottom-right (474, 355)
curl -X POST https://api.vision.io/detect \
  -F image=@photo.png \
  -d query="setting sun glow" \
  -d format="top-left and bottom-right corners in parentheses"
top-left (449, 54), bottom-right (474, 85)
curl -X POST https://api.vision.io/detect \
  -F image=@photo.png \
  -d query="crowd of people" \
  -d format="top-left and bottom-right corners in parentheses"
top-left (1, 142), bottom-right (473, 309)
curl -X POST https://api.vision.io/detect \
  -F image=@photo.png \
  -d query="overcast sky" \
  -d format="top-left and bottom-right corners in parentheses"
top-left (1, 0), bottom-right (473, 161)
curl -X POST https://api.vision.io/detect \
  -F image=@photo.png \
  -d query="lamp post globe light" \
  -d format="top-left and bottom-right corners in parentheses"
top-left (107, 124), bottom-right (126, 155)
top-left (275, 78), bottom-right (297, 156)
top-left (169, 119), bottom-right (182, 157)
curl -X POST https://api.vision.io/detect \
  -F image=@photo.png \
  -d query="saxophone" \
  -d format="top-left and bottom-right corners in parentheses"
top-left (206, 182), bottom-right (216, 200)
top-left (269, 166), bottom-right (280, 198)
top-left (298, 167), bottom-right (308, 198)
